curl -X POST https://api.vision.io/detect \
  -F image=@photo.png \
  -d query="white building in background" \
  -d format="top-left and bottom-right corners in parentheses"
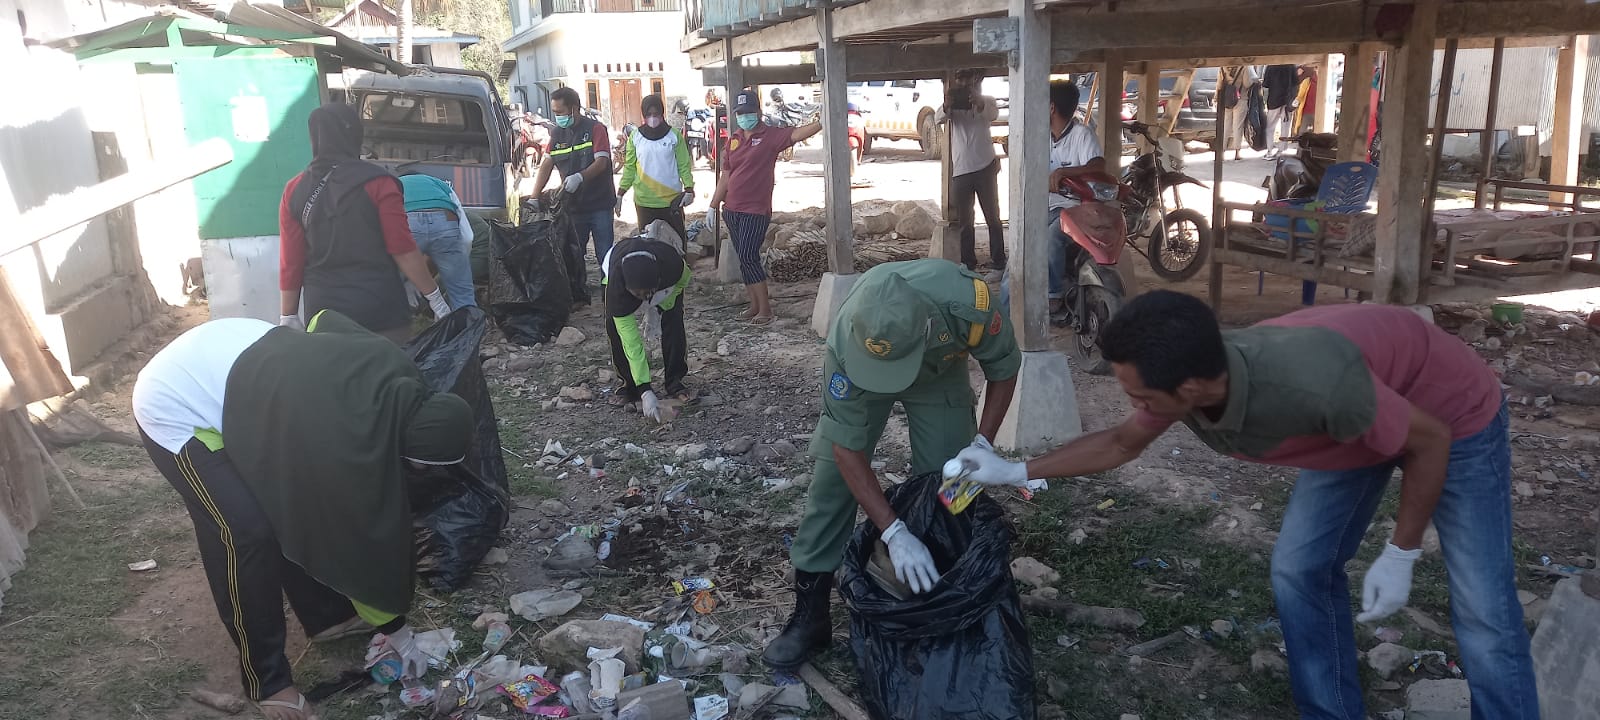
top-left (501, 0), bottom-right (704, 128)
top-left (326, 0), bottom-right (480, 68)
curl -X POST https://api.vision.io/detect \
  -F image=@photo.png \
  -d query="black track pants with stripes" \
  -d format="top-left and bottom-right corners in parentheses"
top-left (139, 429), bottom-right (355, 700)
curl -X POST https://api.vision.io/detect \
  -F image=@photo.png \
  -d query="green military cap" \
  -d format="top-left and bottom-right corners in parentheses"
top-left (836, 271), bottom-right (935, 394)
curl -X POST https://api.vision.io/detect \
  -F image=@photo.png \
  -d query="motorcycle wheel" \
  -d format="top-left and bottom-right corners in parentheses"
top-left (1070, 286), bottom-right (1120, 376)
top-left (1147, 208), bottom-right (1212, 282)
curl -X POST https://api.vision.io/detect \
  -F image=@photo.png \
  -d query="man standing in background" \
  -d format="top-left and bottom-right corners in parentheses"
top-left (1262, 64), bottom-right (1297, 159)
top-left (533, 87), bottom-right (617, 291)
top-left (938, 69), bottom-right (1006, 275)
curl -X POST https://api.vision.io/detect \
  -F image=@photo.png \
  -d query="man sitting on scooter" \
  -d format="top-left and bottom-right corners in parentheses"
top-left (1044, 81), bottom-right (1104, 323)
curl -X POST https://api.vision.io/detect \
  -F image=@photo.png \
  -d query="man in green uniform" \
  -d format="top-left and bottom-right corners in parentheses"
top-left (762, 259), bottom-right (1021, 670)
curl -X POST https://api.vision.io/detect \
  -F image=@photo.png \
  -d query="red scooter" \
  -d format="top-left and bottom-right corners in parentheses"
top-left (847, 103), bottom-right (867, 179)
top-left (1055, 171), bottom-right (1132, 374)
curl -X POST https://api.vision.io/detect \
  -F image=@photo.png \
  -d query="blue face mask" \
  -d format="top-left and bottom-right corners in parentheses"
top-left (736, 113), bottom-right (759, 131)
top-left (554, 114), bottom-right (574, 129)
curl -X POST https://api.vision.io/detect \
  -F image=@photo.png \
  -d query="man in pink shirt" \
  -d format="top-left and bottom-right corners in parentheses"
top-left (955, 290), bottom-right (1536, 719)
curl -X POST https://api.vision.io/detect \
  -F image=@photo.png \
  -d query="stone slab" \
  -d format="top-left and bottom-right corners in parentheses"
top-left (983, 350), bottom-right (1081, 453)
top-left (809, 271), bottom-right (859, 338)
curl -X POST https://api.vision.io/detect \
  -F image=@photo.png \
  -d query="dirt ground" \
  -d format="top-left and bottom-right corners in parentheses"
top-left (2, 147), bottom-right (1599, 720)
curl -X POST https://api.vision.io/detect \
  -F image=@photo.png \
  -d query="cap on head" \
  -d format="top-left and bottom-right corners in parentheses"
top-left (403, 393), bottom-right (473, 465)
top-left (837, 273), bottom-right (933, 394)
top-left (733, 90), bottom-right (760, 114)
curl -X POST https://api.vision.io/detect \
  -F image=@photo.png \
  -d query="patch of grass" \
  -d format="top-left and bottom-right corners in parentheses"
top-left (94, 659), bottom-right (205, 716)
top-left (68, 441), bottom-right (147, 471)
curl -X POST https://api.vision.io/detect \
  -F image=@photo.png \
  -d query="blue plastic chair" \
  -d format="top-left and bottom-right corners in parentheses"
top-left (1259, 162), bottom-right (1378, 304)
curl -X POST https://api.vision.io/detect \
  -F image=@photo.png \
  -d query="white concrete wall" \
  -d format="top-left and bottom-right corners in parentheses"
top-left (507, 10), bottom-right (709, 119)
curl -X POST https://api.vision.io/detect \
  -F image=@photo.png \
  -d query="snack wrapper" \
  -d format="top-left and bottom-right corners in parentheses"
top-left (498, 673), bottom-right (561, 712)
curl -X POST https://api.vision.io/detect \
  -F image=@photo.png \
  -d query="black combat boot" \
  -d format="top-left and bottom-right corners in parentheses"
top-left (761, 570), bottom-right (834, 669)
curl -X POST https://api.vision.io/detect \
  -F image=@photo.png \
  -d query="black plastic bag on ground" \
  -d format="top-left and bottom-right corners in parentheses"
top-left (402, 307), bottom-right (510, 591)
top-left (522, 194), bottom-right (590, 307)
top-left (488, 216), bottom-right (572, 345)
top-left (838, 473), bottom-right (1036, 720)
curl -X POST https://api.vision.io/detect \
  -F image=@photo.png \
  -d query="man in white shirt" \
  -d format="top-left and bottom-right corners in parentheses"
top-left (1044, 80), bottom-right (1104, 317)
top-left (938, 69), bottom-right (1005, 272)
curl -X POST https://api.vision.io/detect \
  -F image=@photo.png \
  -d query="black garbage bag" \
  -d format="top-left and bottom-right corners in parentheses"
top-left (523, 194), bottom-right (591, 307)
top-left (402, 307), bottom-right (510, 591)
top-left (487, 215), bottom-right (572, 345)
top-left (838, 473), bottom-right (1036, 720)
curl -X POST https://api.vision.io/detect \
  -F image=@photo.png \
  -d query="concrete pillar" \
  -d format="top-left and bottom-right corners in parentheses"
top-left (1101, 52), bottom-right (1138, 298)
top-left (1314, 54), bottom-right (1339, 134)
top-left (996, 0), bottom-right (1081, 452)
top-left (1337, 43), bottom-right (1379, 163)
top-left (1551, 35), bottom-right (1589, 205)
top-left (1372, 0), bottom-right (1437, 305)
top-left (716, 45), bottom-right (745, 285)
top-left (809, 6), bottom-right (859, 337)
top-left (1138, 64), bottom-right (1161, 154)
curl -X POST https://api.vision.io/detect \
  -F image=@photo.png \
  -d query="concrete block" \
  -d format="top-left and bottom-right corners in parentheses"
top-left (809, 272), bottom-right (859, 338)
top-left (717, 230), bottom-right (743, 284)
top-left (47, 274), bottom-right (144, 374)
top-left (1532, 576), bottom-right (1600, 720)
top-left (928, 222), bottom-right (961, 263)
top-left (983, 350), bottom-right (1082, 453)
top-left (1405, 679), bottom-right (1470, 720)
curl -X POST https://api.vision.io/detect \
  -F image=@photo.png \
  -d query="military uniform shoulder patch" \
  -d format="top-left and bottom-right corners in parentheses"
top-left (829, 372), bottom-right (852, 400)
top-left (988, 311), bottom-right (1004, 335)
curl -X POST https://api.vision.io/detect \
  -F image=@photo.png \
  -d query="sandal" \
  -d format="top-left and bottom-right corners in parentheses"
top-left (259, 690), bottom-right (315, 720)
top-left (748, 314), bottom-right (774, 326)
top-left (737, 306), bottom-right (758, 320)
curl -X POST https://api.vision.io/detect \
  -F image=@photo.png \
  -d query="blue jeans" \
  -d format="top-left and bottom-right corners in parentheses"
top-left (997, 207), bottom-right (1073, 308)
top-left (567, 207), bottom-right (616, 269)
top-left (408, 210), bottom-right (476, 308)
top-left (1272, 400), bottom-right (1537, 720)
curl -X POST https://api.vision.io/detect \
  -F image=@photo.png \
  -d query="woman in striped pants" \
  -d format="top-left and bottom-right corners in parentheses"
top-left (708, 89), bottom-right (821, 324)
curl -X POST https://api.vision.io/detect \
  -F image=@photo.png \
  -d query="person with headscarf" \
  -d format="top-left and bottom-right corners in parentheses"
top-left (615, 94), bottom-right (695, 252)
top-left (279, 103), bottom-right (450, 344)
top-left (602, 233), bottom-right (692, 422)
top-left (132, 310), bottom-right (473, 720)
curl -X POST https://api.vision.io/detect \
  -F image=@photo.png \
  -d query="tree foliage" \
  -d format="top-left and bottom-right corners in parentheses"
top-left (416, 0), bottom-right (513, 83)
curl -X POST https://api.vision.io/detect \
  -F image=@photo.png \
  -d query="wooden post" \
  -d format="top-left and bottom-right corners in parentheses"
top-left (1009, 4), bottom-right (1052, 351)
top-left (1139, 64), bottom-right (1161, 153)
top-left (1476, 38), bottom-right (1506, 209)
top-left (808, 6), bottom-right (858, 337)
top-left (1421, 39), bottom-right (1460, 301)
top-left (1101, 52), bottom-right (1137, 295)
top-left (1164, 69), bottom-right (1196, 136)
top-left (1208, 75), bottom-right (1227, 311)
top-left (1372, 0), bottom-right (1439, 305)
top-left (1551, 35), bottom-right (1589, 205)
top-left (1337, 44), bottom-right (1379, 163)
top-left (1314, 54), bottom-right (1338, 134)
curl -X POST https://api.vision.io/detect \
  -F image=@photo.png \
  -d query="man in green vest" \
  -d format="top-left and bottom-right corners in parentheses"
top-left (762, 259), bottom-right (1021, 670)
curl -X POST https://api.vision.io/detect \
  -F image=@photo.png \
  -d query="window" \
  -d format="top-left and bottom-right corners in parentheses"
top-left (651, 79), bottom-right (663, 97)
top-left (892, 80), bottom-right (916, 89)
top-left (586, 80), bottom-right (600, 109)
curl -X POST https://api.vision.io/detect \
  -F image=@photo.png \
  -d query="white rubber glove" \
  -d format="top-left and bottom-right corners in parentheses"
top-left (951, 436), bottom-right (1029, 488)
top-left (882, 519), bottom-right (939, 594)
top-left (562, 173), bottom-right (584, 194)
top-left (279, 314), bottom-right (304, 331)
top-left (1356, 543), bottom-right (1423, 622)
top-left (381, 625), bottom-right (430, 679)
top-left (640, 390), bottom-right (662, 422)
top-left (424, 288), bottom-right (451, 318)
top-left (678, 189), bottom-right (695, 208)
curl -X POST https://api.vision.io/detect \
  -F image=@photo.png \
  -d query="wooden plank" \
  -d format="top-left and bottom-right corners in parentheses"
top-left (1314, 54), bottom-right (1338, 134)
top-left (1372, 0), bottom-right (1438, 305)
top-left (1476, 38), bottom-right (1506, 209)
top-left (833, 0), bottom-right (1006, 41)
top-left (1164, 68), bottom-right (1195, 136)
top-left (797, 665), bottom-right (870, 720)
top-left (1138, 64), bottom-right (1161, 152)
top-left (1211, 248), bottom-right (1373, 290)
top-left (1208, 70), bottom-right (1227, 311)
top-left (1420, 39), bottom-right (1459, 303)
top-left (1008, 0), bottom-right (1051, 351)
top-left (1550, 35), bottom-right (1588, 205)
top-left (817, 8), bottom-right (854, 275)
top-left (1100, 51), bottom-right (1138, 295)
top-left (1337, 43), bottom-right (1378, 163)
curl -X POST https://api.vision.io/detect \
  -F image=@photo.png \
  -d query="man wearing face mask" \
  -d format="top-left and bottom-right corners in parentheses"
top-left (616, 94), bottom-right (695, 248)
top-left (708, 89), bottom-right (821, 324)
top-left (601, 233), bottom-right (692, 421)
top-left (533, 87), bottom-right (617, 282)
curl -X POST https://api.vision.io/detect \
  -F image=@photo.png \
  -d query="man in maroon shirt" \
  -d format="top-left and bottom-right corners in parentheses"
top-left (954, 290), bottom-right (1537, 719)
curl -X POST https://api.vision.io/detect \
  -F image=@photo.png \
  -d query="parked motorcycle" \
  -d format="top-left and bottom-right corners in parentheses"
top-left (685, 109), bottom-right (712, 166)
top-left (1054, 171), bottom-right (1132, 374)
top-left (765, 100), bottom-right (820, 162)
top-left (1120, 121), bottom-right (1212, 282)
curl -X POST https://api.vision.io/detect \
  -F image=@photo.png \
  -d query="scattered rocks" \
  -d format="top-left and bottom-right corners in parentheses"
top-left (1249, 649), bottom-right (1287, 676)
top-left (1366, 642), bottom-right (1414, 680)
top-left (539, 499), bottom-right (571, 515)
top-left (1209, 619), bottom-right (1235, 638)
top-left (555, 327), bottom-right (587, 346)
top-left (894, 207), bottom-right (937, 240)
top-left (509, 589), bottom-right (583, 622)
top-left (1010, 557), bottom-right (1061, 588)
top-left (1405, 678), bottom-right (1470, 720)
top-left (505, 356), bottom-right (539, 373)
top-left (537, 619), bottom-right (646, 674)
top-left (721, 437), bottom-right (756, 455)
top-left (559, 385), bottom-right (594, 402)
top-left (749, 440), bottom-right (797, 462)
top-left (1457, 319), bottom-right (1487, 344)
top-left (675, 443), bottom-right (710, 461)
top-left (1028, 587), bottom-right (1061, 601)
top-left (545, 534), bottom-right (598, 571)
top-left (862, 211), bottom-right (899, 235)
